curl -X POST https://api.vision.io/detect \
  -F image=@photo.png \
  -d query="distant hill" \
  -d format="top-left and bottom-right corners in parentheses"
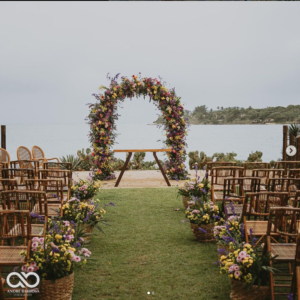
top-left (154, 105), bottom-right (300, 125)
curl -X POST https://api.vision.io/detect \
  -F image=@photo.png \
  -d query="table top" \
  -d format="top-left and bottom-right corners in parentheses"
top-left (114, 149), bottom-right (172, 153)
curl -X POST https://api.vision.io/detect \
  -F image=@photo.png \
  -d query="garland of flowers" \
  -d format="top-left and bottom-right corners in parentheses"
top-left (87, 73), bottom-right (189, 180)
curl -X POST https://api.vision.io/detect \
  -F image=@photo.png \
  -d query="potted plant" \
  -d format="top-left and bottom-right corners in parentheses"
top-left (71, 176), bottom-right (101, 202)
top-left (214, 216), bottom-right (245, 258)
top-left (219, 243), bottom-right (275, 299)
top-left (185, 199), bottom-right (219, 242)
top-left (20, 219), bottom-right (91, 300)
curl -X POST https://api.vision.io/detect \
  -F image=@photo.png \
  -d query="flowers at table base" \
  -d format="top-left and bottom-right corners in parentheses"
top-left (71, 176), bottom-right (101, 201)
top-left (87, 74), bottom-right (189, 180)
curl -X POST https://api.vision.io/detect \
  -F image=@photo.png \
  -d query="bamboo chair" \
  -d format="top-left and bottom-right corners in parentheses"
top-left (16, 146), bottom-right (36, 170)
top-left (44, 161), bottom-right (72, 171)
top-left (0, 149), bottom-right (10, 168)
top-left (0, 179), bottom-right (18, 209)
top-left (252, 168), bottom-right (284, 190)
top-left (291, 234), bottom-right (300, 300)
top-left (32, 145), bottom-right (59, 168)
top-left (25, 179), bottom-right (65, 213)
top-left (242, 192), bottom-right (289, 246)
top-left (38, 169), bottom-right (72, 201)
top-left (211, 167), bottom-right (244, 202)
top-left (264, 207), bottom-right (300, 300)
top-left (1, 168), bottom-right (35, 188)
top-left (1, 190), bottom-right (56, 220)
top-left (274, 161), bottom-right (300, 176)
top-left (0, 210), bottom-right (31, 300)
top-left (289, 169), bottom-right (300, 179)
top-left (206, 162), bottom-right (237, 176)
top-left (222, 177), bottom-right (261, 218)
top-left (10, 160), bottom-right (40, 177)
top-left (242, 162), bottom-right (271, 177)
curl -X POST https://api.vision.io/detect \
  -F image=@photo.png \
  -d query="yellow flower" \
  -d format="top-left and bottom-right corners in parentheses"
top-left (55, 234), bottom-right (62, 240)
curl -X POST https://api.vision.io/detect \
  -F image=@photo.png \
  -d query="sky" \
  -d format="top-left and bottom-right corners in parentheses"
top-left (0, 2), bottom-right (300, 125)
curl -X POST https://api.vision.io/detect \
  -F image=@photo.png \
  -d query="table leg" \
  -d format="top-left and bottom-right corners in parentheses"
top-left (153, 152), bottom-right (171, 186)
top-left (115, 152), bottom-right (132, 187)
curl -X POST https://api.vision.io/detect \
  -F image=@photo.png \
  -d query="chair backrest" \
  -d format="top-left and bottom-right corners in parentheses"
top-left (0, 179), bottom-right (18, 192)
top-left (266, 207), bottom-right (300, 242)
top-left (17, 146), bottom-right (34, 169)
top-left (38, 169), bottom-right (71, 187)
top-left (242, 192), bottom-right (289, 220)
top-left (1, 168), bottom-right (35, 186)
top-left (288, 169), bottom-right (300, 179)
top-left (252, 169), bottom-right (284, 185)
top-left (206, 162), bottom-right (237, 175)
top-left (1, 190), bottom-right (48, 216)
top-left (0, 210), bottom-right (31, 245)
top-left (44, 162), bottom-right (73, 171)
top-left (32, 145), bottom-right (45, 160)
top-left (211, 167), bottom-right (244, 185)
top-left (25, 179), bottom-right (64, 203)
top-left (242, 162), bottom-right (271, 176)
top-left (0, 148), bottom-right (10, 165)
top-left (268, 178), bottom-right (300, 193)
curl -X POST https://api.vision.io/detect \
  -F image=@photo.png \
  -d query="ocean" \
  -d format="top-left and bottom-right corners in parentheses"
top-left (5, 123), bottom-right (283, 164)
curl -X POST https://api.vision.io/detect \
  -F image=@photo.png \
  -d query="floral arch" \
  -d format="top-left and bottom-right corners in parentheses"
top-left (87, 74), bottom-right (188, 180)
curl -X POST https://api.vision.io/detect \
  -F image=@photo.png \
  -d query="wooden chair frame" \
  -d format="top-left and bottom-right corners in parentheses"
top-left (1, 168), bottom-right (35, 187)
top-left (32, 145), bottom-right (59, 168)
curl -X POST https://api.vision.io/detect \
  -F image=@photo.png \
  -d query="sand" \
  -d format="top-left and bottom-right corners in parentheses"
top-left (73, 169), bottom-right (206, 189)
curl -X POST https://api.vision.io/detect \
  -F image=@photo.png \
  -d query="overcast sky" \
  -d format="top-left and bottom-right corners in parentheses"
top-left (0, 2), bottom-right (300, 125)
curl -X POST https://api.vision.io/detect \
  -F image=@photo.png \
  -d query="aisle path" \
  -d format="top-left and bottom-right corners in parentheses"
top-left (72, 188), bottom-right (230, 300)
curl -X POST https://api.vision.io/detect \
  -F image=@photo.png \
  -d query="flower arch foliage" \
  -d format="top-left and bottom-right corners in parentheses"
top-left (87, 74), bottom-right (189, 180)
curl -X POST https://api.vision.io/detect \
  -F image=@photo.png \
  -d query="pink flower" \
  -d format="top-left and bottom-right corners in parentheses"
top-left (21, 265), bottom-right (27, 272)
top-left (235, 271), bottom-right (241, 277)
top-left (234, 265), bottom-right (239, 271)
top-left (27, 266), bottom-right (35, 272)
top-left (239, 251), bottom-right (247, 258)
top-left (63, 221), bottom-right (70, 227)
top-left (84, 191), bottom-right (88, 194)
top-left (39, 238), bottom-right (44, 244)
top-left (73, 256), bottom-right (81, 262)
top-left (32, 237), bottom-right (40, 243)
top-left (31, 248), bottom-right (37, 252)
top-left (32, 242), bottom-right (39, 248)
top-left (30, 262), bottom-right (37, 267)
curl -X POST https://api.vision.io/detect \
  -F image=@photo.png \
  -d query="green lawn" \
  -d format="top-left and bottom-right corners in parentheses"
top-left (73, 188), bottom-right (231, 300)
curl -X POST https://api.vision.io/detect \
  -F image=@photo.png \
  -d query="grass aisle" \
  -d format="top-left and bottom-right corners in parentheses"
top-left (73, 188), bottom-right (231, 300)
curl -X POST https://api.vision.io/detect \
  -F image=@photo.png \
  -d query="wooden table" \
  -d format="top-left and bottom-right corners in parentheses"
top-left (113, 149), bottom-right (172, 187)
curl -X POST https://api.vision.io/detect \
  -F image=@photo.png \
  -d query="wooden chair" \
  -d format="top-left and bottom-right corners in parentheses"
top-left (211, 167), bottom-right (244, 202)
top-left (264, 207), bottom-right (300, 300)
top-left (25, 179), bottom-right (65, 211)
top-left (1, 190), bottom-right (56, 219)
top-left (44, 161), bottom-right (72, 171)
top-left (289, 169), bottom-right (300, 179)
top-left (38, 169), bottom-right (72, 200)
top-left (274, 161), bottom-right (300, 176)
top-left (242, 192), bottom-right (289, 246)
top-left (32, 145), bottom-right (59, 168)
top-left (0, 179), bottom-right (18, 209)
top-left (0, 210), bottom-right (31, 300)
top-left (1, 168), bottom-right (35, 188)
top-left (221, 177), bottom-right (261, 218)
top-left (16, 146), bottom-right (36, 169)
top-left (0, 149), bottom-right (10, 180)
top-left (10, 160), bottom-right (40, 177)
top-left (242, 162), bottom-right (271, 177)
top-left (252, 168), bottom-right (284, 190)
top-left (206, 162), bottom-right (237, 176)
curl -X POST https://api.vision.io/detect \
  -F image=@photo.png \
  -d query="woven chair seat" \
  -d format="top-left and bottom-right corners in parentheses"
top-left (246, 221), bottom-right (276, 235)
top-left (0, 246), bottom-right (27, 264)
top-left (270, 243), bottom-right (296, 261)
top-left (225, 204), bottom-right (243, 215)
top-left (47, 194), bottom-right (68, 203)
top-left (212, 184), bottom-right (224, 190)
top-left (6, 223), bottom-right (44, 237)
top-left (32, 203), bottom-right (60, 216)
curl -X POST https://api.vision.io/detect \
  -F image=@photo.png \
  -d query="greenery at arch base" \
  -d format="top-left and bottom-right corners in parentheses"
top-left (87, 74), bottom-right (189, 180)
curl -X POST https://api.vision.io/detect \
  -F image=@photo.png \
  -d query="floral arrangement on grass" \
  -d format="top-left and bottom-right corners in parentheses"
top-left (178, 173), bottom-right (211, 199)
top-left (185, 199), bottom-right (220, 225)
top-left (87, 73), bottom-right (189, 180)
top-left (71, 176), bottom-right (101, 201)
top-left (59, 198), bottom-right (109, 231)
top-left (219, 243), bottom-right (275, 289)
top-left (20, 219), bottom-right (90, 280)
top-left (214, 216), bottom-right (245, 251)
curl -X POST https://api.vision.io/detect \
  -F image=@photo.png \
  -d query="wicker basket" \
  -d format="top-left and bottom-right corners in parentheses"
top-left (82, 225), bottom-right (94, 243)
top-left (182, 196), bottom-right (190, 209)
top-left (81, 197), bottom-right (94, 203)
top-left (39, 273), bottom-right (74, 300)
top-left (190, 223), bottom-right (215, 242)
top-left (217, 243), bottom-right (234, 259)
top-left (230, 280), bottom-right (270, 300)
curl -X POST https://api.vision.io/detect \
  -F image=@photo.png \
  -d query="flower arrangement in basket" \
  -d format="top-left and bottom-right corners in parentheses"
top-left (219, 244), bottom-right (276, 299)
top-left (178, 172), bottom-right (211, 208)
top-left (71, 176), bottom-right (101, 201)
top-left (20, 219), bottom-right (90, 280)
top-left (214, 216), bottom-right (245, 257)
top-left (185, 198), bottom-right (220, 242)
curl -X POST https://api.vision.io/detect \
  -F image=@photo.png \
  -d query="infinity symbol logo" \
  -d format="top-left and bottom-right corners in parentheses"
top-left (7, 272), bottom-right (40, 288)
